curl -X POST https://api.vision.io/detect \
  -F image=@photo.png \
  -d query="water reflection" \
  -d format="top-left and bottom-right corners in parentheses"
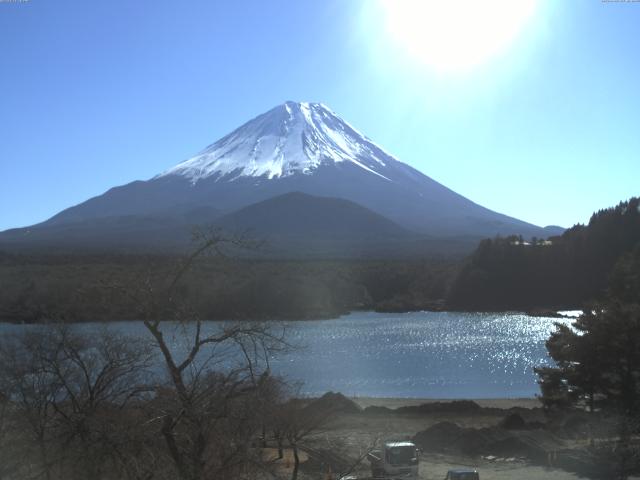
top-left (0, 311), bottom-right (572, 399)
top-left (271, 311), bottom-right (571, 398)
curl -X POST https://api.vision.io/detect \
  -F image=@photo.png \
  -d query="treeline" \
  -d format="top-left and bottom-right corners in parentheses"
top-left (0, 252), bottom-right (458, 322)
top-left (0, 246), bottom-right (349, 480)
top-left (447, 197), bottom-right (640, 311)
top-left (4, 197), bottom-right (637, 320)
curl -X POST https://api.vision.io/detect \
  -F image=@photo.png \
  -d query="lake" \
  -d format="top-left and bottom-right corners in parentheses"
top-left (0, 311), bottom-right (573, 399)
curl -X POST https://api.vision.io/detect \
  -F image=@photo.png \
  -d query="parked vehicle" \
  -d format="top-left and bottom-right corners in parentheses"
top-left (445, 468), bottom-right (479, 480)
top-left (367, 441), bottom-right (419, 478)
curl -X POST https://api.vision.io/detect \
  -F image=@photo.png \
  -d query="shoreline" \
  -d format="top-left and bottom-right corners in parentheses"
top-left (350, 396), bottom-right (540, 410)
top-left (0, 308), bottom-right (580, 325)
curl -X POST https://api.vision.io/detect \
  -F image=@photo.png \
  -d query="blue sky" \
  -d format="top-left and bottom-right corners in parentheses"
top-left (0, 0), bottom-right (638, 231)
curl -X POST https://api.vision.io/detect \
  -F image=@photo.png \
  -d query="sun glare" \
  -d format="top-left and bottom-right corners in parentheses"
top-left (380, 0), bottom-right (538, 72)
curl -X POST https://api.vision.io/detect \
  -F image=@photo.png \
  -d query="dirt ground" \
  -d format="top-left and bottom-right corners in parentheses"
top-left (299, 397), bottom-right (582, 480)
top-left (417, 453), bottom-right (579, 480)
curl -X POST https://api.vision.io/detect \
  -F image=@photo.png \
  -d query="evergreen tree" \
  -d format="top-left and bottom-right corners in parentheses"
top-left (449, 197), bottom-right (640, 310)
top-left (536, 245), bottom-right (640, 414)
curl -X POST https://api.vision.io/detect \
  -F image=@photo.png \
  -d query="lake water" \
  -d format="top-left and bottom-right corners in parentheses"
top-left (0, 311), bottom-right (572, 399)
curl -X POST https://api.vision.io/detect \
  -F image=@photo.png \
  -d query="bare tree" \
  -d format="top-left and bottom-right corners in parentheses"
top-left (0, 383), bottom-right (25, 480)
top-left (109, 228), bottom-right (289, 480)
top-left (269, 394), bottom-right (333, 480)
top-left (0, 328), bottom-right (65, 480)
top-left (0, 228), bottom-right (291, 480)
top-left (0, 326), bottom-right (154, 480)
top-left (284, 405), bottom-right (326, 480)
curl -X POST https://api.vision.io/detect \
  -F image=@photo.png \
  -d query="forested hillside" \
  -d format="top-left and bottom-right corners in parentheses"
top-left (0, 253), bottom-right (457, 322)
top-left (447, 197), bottom-right (640, 310)
top-left (3, 198), bottom-right (638, 321)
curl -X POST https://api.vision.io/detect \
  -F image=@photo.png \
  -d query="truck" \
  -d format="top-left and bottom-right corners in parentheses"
top-left (367, 441), bottom-right (419, 478)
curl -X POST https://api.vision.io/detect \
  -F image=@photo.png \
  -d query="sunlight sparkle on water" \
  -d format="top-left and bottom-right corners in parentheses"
top-left (0, 311), bottom-right (572, 399)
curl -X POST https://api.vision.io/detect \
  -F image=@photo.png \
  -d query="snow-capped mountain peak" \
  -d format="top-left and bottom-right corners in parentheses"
top-left (158, 101), bottom-right (393, 183)
top-left (5, 100), bottom-right (556, 246)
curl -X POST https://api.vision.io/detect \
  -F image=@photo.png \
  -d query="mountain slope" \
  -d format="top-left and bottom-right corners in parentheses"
top-left (215, 192), bottom-right (411, 239)
top-left (211, 192), bottom-right (430, 257)
top-left (1, 101), bottom-right (561, 253)
top-left (0, 210), bottom-right (221, 254)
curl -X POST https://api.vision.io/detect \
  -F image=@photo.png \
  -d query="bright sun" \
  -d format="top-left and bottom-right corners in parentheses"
top-left (380, 0), bottom-right (538, 72)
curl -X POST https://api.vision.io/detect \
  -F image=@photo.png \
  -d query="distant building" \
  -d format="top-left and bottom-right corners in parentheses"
top-left (509, 239), bottom-right (553, 246)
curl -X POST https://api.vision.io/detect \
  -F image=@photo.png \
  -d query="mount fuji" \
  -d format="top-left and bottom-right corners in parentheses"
top-left (0, 101), bottom-right (562, 254)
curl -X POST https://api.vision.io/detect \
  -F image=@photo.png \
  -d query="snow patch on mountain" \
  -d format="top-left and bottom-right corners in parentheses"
top-left (158, 101), bottom-right (393, 183)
